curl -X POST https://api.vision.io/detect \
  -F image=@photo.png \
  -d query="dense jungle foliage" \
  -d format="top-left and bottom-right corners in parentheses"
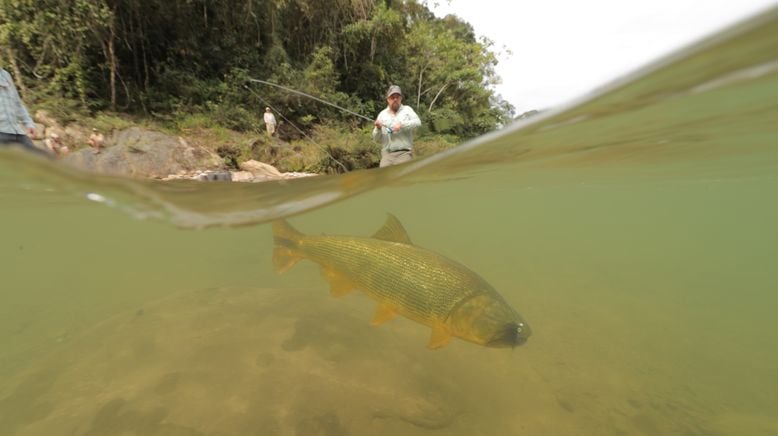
top-left (0, 0), bottom-right (513, 142)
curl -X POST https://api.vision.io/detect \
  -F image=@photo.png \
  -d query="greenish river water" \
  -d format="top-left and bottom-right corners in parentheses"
top-left (1, 8), bottom-right (777, 436)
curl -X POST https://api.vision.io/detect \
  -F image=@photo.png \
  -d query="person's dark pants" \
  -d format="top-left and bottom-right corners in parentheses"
top-left (0, 132), bottom-right (50, 157)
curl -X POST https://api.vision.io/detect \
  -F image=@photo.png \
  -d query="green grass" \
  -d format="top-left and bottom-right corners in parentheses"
top-left (91, 113), bottom-right (139, 132)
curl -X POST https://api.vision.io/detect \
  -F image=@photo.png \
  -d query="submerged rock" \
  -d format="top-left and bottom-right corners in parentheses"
top-left (159, 166), bottom-right (316, 182)
top-left (0, 287), bottom-right (719, 435)
top-left (0, 288), bottom-right (466, 435)
top-left (195, 170), bottom-right (233, 182)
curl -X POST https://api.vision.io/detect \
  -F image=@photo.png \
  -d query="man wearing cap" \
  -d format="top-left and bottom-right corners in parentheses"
top-left (263, 107), bottom-right (277, 137)
top-left (0, 67), bottom-right (43, 155)
top-left (372, 85), bottom-right (421, 167)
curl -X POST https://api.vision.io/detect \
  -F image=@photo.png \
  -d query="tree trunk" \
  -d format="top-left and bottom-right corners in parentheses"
top-left (4, 47), bottom-right (28, 100)
top-left (140, 20), bottom-right (150, 91)
top-left (98, 33), bottom-right (118, 110)
top-left (370, 34), bottom-right (376, 63)
top-left (428, 83), bottom-right (449, 113)
top-left (416, 68), bottom-right (423, 107)
top-left (416, 61), bottom-right (430, 108)
top-left (108, 35), bottom-right (117, 110)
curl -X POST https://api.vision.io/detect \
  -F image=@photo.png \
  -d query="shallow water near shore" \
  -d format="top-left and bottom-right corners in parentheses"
top-left (2, 8), bottom-right (778, 436)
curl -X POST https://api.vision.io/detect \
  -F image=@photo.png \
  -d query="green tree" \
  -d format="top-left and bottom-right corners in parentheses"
top-left (0, 0), bottom-right (513, 138)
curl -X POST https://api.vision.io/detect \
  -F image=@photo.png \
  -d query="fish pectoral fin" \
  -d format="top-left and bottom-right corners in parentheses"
top-left (371, 213), bottom-right (413, 245)
top-left (321, 268), bottom-right (357, 298)
top-left (427, 324), bottom-right (453, 350)
top-left (371, 302), bottom-right (399, 326)
top-left (272, 247), bottom-right (303, 273)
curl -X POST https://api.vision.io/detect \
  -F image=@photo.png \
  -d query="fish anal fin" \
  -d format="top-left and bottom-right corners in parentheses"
top-left (321, 268), bottom-right (357, 297)
top-left (371, 302), bottom-right (399, 326)
top-left (371, 213), bottom-right (413, 245)
top-left (273, 247), bottom-right (302, 273)
top-left (427, 324), bottom-right (453, 350)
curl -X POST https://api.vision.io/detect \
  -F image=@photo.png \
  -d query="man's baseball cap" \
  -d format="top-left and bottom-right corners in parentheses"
top-left (386, 85), bottom-right (402, 98)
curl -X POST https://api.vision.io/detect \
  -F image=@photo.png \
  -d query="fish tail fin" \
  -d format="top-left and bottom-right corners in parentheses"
top-left (272, 219), bottom-right (305, 273)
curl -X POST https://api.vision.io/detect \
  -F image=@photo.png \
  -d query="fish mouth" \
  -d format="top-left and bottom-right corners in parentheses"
top-left (486, 323), bottom-right (530, 348)
top-left (513, 336), bottom-right (528, 346)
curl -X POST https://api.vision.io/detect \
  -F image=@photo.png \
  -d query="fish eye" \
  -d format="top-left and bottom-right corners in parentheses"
top-left (517, 322), bottom-right (525, 333)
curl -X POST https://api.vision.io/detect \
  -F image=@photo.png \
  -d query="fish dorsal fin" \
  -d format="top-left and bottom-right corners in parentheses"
top-left (371, 213), bottom-right (413, 245)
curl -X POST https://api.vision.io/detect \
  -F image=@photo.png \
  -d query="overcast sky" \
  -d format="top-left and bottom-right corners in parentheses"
top-left (429, 0), bottom-right (776, 114)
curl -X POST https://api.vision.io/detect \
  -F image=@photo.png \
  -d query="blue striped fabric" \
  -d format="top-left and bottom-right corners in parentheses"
top-left (0, 68), bottom-right (34, 135)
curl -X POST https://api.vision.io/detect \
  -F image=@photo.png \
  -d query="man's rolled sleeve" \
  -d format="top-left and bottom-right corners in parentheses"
top-left (8, 75), bottom-right (33, 129)
top-left (400, 107), bottom-right (421, 130)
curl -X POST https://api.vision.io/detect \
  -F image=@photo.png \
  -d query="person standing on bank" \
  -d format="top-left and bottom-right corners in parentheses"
top-left (263, 107), bottom-right (277, 137)
top-left (0, 67), bottom-right (43, 155)
top-left (373, 85), bottom-right (421, 167)
top-left (88, 128), bottom-right (105, 154)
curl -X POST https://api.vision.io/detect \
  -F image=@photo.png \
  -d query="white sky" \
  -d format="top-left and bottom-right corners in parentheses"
top-left (429, 0), bottom-right (777, 114)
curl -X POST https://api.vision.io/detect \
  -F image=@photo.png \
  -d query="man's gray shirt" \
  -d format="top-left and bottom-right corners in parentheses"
top-left (0, 68), bottom-right (34, 135)
top-left (372, 104), bottom-right (421, 152)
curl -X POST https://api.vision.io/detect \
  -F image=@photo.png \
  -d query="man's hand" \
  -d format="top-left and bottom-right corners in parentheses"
top-left (374, 119), bottom-right (383, 129)
top-left (27, 127), bottom-right (36, 138)
top-left (392, 122), bottom-right (401, 132)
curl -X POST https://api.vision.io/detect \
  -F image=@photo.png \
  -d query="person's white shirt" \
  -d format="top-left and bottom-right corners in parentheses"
top-left (371, 104), bottom-right (421, 152)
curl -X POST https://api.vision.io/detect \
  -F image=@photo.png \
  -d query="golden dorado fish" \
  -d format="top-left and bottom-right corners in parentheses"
top-left (271, 214), bottom-right (531, 349)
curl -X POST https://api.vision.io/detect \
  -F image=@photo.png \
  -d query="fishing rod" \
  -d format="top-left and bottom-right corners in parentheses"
top-left (247, 78), bottom-right (374, 122)
top-left (242, 84), bottom-right (349, 173)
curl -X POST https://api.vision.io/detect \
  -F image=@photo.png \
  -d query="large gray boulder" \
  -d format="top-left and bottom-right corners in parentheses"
top-left (62, 127), bottom-right (224, 178)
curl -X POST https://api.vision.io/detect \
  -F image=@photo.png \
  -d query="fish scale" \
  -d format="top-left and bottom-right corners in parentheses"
top-left (301, 236), bottom-right (484, 323)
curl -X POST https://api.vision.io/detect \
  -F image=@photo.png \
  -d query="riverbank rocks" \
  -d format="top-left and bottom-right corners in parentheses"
top-left (61, 127), bottom-right (224, 178)
top-left (160, 165), bottom-right (316, 182)
top-left (239, 159), bottom-right (283, 179)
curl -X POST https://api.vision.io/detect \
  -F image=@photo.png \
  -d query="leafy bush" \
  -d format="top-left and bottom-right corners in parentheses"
top-left (32, 95), bottom-right (90, 124)
top-left (92, 113), bottom-right (139, 132)
top-left (206, 102), bottom-right (258, 132)
top-left (216, 144), bottom-right (242, 169)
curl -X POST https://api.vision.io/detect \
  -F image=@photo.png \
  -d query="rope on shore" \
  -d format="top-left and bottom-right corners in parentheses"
top-left (243, 84), bottom-right (349, 173)
top-left (246, 78), bottom-right (374, 122)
